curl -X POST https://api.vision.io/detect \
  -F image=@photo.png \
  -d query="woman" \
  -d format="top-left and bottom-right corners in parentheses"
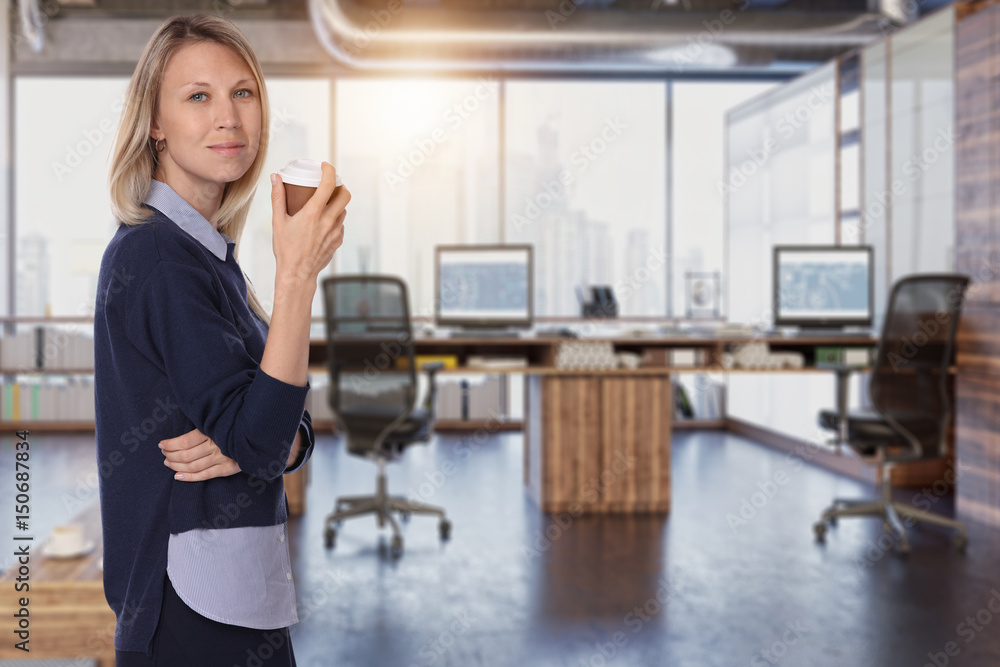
top-left (95, 14), bottom-right (348, 665)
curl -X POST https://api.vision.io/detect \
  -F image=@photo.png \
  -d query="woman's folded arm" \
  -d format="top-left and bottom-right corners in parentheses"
top-left (125, 259), bottom-right (308, 481)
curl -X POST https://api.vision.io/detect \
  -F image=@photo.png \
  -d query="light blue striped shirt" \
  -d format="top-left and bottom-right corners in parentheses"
top-left (144, 179), bottom-right (301, 630)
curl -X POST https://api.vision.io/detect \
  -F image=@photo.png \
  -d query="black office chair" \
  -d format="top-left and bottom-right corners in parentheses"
top-left (321, 275), bottom-right (450, 557)
top-left (814, 274), bottom-right (970, 554)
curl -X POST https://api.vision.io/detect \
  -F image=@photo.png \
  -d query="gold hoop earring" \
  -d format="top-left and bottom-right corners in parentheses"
top-left (155, 138), bottom-right (166, 152)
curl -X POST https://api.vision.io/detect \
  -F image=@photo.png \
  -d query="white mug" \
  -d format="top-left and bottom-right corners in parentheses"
top-left (48, 523), bottom-right (86, 556)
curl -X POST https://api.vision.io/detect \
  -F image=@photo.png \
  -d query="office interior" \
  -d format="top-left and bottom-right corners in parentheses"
top-left (2, 0), bottom-right (1000, 665)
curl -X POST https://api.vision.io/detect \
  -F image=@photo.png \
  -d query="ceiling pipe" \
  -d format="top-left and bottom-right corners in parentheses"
top-left (308, 0), bottom-right (906, 74)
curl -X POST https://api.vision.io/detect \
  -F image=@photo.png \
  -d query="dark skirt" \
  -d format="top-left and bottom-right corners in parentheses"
top-left (115, 574), bottom-right (297, 667)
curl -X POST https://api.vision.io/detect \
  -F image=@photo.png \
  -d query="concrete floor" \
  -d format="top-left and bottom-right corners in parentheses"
top-left (4, 429), bottom-right (1000, 666)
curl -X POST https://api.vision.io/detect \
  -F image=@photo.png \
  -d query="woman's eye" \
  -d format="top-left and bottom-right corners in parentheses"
top-left (235, 89), bottom-right (253, 98)
top-left (190, 92), bottom-right (207, 102)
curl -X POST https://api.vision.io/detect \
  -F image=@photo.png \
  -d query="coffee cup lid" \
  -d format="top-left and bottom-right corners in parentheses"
top-left (277, 158), bottom-right (343, 188)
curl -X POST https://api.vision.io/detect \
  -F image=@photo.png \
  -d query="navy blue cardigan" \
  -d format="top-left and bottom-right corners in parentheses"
top-left (94, 205), bottom-right (314, 654)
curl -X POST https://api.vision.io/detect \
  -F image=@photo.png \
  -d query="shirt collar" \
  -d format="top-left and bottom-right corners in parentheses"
top-left (143, 179), bottom-right (234, 262)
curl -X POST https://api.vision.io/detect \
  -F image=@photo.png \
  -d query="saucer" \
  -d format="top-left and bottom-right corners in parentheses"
top-left (41, 540), bottom-right (96, 559)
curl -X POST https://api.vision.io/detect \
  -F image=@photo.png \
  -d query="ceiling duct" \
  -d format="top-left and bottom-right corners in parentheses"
top-left (308, 0), bottom-right (914, 74)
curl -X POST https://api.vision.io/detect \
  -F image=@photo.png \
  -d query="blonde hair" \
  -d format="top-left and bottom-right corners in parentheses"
top-left (108, 13), bottom-right (271, 324)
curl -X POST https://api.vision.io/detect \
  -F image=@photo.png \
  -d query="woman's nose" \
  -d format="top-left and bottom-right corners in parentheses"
top-left (216, 100), bottom-right (241, 129)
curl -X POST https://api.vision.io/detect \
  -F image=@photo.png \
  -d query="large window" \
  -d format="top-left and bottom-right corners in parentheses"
top-left (14, 77), bottom-right (330, 319)
top-left (16, 77), bottom-right (129, 317)
top-left (239, 78), bottom-right (332, 318)
top-left (504, 81), bottom-right (667, 317)
top-left (13, 75), bottom-right (784, 323)
top-left (335, 78), bottom-right (501, 319)
top-left (888, 9), bottom-right (955, 278)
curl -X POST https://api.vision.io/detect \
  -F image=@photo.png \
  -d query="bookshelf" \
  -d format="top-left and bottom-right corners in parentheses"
top-left (1, 317), bottom-right (879, 434)
top-left (0, 317), bottom-right (97, 429)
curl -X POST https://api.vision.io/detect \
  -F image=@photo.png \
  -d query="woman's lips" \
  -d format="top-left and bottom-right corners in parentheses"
top-left (209, 143), bottom-right (245, 157)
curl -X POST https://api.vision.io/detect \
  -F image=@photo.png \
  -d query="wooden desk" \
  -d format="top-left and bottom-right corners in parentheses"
top-left (0, 502), bottom-right (115, 667)
top-left (309, 333), bottom-right (879, 515)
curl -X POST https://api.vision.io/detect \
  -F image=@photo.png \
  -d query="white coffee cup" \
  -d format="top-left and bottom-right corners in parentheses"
top-left (277, 159), bottom-right (344, 216)
top-left (48, 523), bottom-right (86, 556)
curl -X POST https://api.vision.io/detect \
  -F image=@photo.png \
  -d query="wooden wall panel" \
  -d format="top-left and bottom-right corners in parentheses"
top-left (956, 371), bottom-right (1000, 527)
top-left (993, 2), bottom-right (1000, 306)
top-left (956, 310), bottom-right (1000, 373)
top-left (956, 5), bottom-right (998, 303)
top-left (955, 2), bottom-right (1000, 527)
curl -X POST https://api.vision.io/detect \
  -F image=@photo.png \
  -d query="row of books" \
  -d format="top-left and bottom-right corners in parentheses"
top-left (0, 379), bottom-right (333, 425)
top-left (0, 330), bottom-right (95, 371)
top-left (674, 378), bottom-right (725, 421)
top-left (0, 379), bottom-right (96, 422)
top-left (0, 375), bottom-right (503, 425)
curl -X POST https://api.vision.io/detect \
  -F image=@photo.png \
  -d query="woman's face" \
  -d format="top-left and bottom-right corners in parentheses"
top-left (150, 40), bottom-right (261, 196)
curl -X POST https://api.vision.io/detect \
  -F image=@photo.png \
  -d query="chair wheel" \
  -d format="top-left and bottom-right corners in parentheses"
top-left (324, 527), bottom-right (336, 550)
top-left (390, 535), bottom-right (403, 558)
top-left (439, 519), bottom-right (452, 541)
top-left (953, 533), bottom-right (968, 553)
top-left (813, 522), bottom-right (827, 542)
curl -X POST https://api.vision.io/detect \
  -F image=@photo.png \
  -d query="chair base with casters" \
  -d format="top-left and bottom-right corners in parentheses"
top-left (813, 458), bottom-right (968, 555)
top-left (323, 457), bottom-right (451, 557)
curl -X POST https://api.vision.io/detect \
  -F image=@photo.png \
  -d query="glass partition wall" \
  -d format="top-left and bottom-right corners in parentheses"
top-left (724, 6), bottom-right (956, 446)
top-left (725, 63), bottom-right (839, 444)
top-left (862, 40), bottom-right (890, 322)
top-left (887, 9), bottom-right (956, 281)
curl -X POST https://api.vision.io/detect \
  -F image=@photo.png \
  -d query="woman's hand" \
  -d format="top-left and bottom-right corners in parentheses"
top-left (269, 162), bottom-right (349, 285)
top-left (160, 428), bottom-right (242, 482)
top-left (261, 161), bottom-right (349, 387)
